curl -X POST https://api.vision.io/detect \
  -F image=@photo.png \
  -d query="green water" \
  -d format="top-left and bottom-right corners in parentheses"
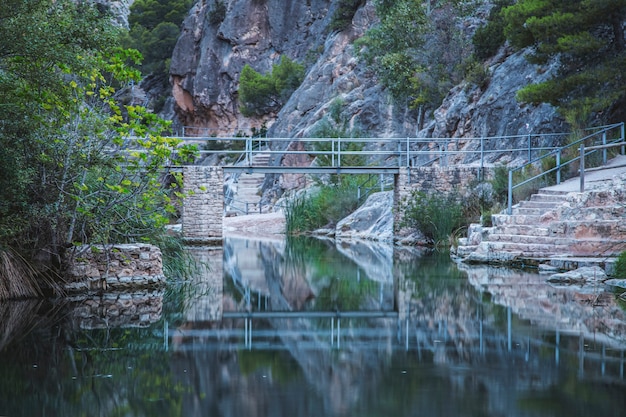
top-left (0, 237), bottom-right (625, 416)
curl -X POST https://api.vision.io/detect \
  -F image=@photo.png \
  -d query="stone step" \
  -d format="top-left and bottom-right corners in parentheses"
top-left (511, 206), bottom-right (552, 216)
top-left (530, 192), bottom-right (569, 202)
top-left (485, 234), bottom-right (574, 246)
top-left (482, 241), bottom-right (572, 256)
top-left (250, 153), bottom-right (271, 165)
top-left (495, 225), bottom-right (551, 236)
top-left (536, 189), bottom-right (569, 196)
top-left (492, 213), bottom-right (543, 226)
top-left (516, 200), bottom-right (563, 209)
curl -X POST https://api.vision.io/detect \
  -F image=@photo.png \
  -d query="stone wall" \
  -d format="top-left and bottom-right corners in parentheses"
top-left (394, 166), bottom-right (495, 235)
top-left (64, 243), bottom-right (166, 292)
top-left (182, 166), bottom-right (224, 242)
top-left (67, 291), bottom-right (164, 329)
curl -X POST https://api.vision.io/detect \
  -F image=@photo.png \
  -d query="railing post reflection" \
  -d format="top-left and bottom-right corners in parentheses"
top-left (578, 333), bottom-right (584, 378)
top-left (507, 307), bottom-right (512, 352)
top-left (555, 329), bottom-right (560, 365)
top-left (405, 318), bottom-right (409, 351)
top-left (164, 320), bottom-right (169, 352)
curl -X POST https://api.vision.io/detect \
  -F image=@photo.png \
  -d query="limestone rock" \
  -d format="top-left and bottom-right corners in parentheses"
top-left (547, 266), bottom-right (607, 285)
top-left (604, 279), bottom-right (626, 291)
top-left (336, 191), bottom-right (394, 242)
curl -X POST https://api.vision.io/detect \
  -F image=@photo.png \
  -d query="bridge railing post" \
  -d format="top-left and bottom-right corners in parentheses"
top-left (406, 137), bottom-right (410, 167)
top-left (602, 131), bottom-right (607, 165)
top-left (556, 149), bottom-right (561, 184)
top-left (332, 139), bottom-right (335, 167)
top-left (338, 137), bottom-right (341, 167)
top-left (580, 143), bottom-right (585, 192)
top-left (507, 169), bottom-right (513, 215)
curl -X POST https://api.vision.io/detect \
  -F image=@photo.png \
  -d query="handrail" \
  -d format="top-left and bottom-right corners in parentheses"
top-left (506, 123), bottom-right (625, 214)
top-left (149, 132), bottom-right (574, 170)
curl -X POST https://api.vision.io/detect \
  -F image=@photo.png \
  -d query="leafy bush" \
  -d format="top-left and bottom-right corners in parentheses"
top-left (329, 0), bottom-right (365, 32)
top-left (614, 251), bottom-right (626, 279)
top-left (400, 191), bottom-right (465, 245)
top-left (285, 177), bottom-right (363, 234)
top-left (207, 0), bottom-right (226, 25)
top-left (472, 0), bottom-right (513, 60)
top-left (238, 56), bottom-right (305, 116)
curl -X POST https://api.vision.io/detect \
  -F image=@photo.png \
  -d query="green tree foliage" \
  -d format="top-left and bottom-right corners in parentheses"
top-left (238, 56), bottom-right (305, 116)
top-left (502, 0), bottom-right (626, 121)
top-left (472, 0), bottom-right (515, 60)
top-left (357, 0), bottom-right (474, 119)
top-left (329, 0), bottom-right (366, 32)
top-left (400, 191), bottom-right (465, 245)
top-left (0, 0), bottom-right (196, 279)
top-left (127, 0), bottom-right (193, 75)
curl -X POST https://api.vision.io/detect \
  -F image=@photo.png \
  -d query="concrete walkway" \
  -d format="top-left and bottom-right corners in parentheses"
top-left (543, 154), bottom-right (626, 193)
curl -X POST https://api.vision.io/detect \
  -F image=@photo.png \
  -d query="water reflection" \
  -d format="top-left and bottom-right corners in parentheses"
top-left (0, 237), bottom-right (625, 416)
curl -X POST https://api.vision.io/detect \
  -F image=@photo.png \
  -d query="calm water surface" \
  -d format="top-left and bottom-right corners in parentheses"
top-left (1, 236), bottom-right (625, 416)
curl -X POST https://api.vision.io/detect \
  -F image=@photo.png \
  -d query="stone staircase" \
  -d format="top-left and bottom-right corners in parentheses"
top-left (225, 153), bottom-right (270, 216)
top-left (455, 185), bottom-right (626, 265)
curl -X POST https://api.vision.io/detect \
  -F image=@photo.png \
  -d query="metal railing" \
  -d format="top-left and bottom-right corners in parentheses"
top-left (507, 123), bottom-right (625, 214)
top-left (164, 132), bottom-right (573, 170)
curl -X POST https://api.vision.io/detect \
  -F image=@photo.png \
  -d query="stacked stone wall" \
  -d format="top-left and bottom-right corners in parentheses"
top-left (67, 291), bottom-right (164, 329)
top-left (182, 166), bottom-right (224, 242)
top-left (64, 243), bottom-right (166, 292)
top-left (394, 166), bottom-right (495, 234)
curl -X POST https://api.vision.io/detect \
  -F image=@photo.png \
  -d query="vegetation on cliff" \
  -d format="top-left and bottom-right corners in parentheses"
top-left (238, 56), bottom-right (305, 117)
top-left (125, 0), bottom-right (194, 76)
top-left (356, 0), bottom-right (476, 124)
top-left (0, 0), bottom-right (196, 294)
top-left (500, 0), bottom-right (626, 124)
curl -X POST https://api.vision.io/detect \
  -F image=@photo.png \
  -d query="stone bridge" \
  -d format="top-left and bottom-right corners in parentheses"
top-left (181, 165), bottom-right (492, 243)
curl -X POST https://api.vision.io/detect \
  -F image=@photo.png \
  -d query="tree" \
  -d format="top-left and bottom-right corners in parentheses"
top-left (356, 0), bottom-right (474, 125)
top-left (126, 0), bottom-right (193, 75)
top-left (0, 0), bottom-right (196, 288)
top-left (238, 56), bottom-right (305, 116)
top-left (502, 0), bottom-right (626, 122)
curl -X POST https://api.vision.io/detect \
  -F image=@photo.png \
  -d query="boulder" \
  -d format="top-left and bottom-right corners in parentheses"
top-left (547, 266), bottom-right (607, 285)
top-left (335, 191), bottom-right (394, 242)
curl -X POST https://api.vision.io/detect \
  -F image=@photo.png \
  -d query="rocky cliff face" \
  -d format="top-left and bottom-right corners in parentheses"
top-left (167, 0), bottom-right (566, 142)
top-left (169, 0), bottom-right (337, 134)
top-left (167, 0), bottom-right (424, 137)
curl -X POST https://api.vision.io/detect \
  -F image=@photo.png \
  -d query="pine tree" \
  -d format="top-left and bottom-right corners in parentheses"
top-left (503, 0), bottom-right (626, 121)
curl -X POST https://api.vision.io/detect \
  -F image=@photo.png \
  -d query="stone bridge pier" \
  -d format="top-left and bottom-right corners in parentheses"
top-left (182, 166), bottom-right (224, 243)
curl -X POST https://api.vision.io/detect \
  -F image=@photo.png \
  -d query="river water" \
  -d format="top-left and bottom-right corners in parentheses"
top-left (1, 236), bottom-right (625, 416)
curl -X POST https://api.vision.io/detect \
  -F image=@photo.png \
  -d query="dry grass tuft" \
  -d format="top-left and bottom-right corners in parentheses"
top-left (0, 248), bottom-right (43, 300)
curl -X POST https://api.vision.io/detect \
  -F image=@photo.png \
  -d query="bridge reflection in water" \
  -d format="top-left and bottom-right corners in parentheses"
top-left (166, 237), bottom-right (626, 387)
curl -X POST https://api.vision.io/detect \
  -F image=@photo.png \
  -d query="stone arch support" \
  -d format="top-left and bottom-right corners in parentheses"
top-left (182, 166), bottom-right (224, 243)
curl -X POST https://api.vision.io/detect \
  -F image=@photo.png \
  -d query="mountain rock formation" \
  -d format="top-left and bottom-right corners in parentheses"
top-left (167, 0), bottom-right (566, 143)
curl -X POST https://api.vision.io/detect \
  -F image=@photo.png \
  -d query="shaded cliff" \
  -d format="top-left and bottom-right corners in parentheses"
top-left (167, 0), bottom-right (565, 141)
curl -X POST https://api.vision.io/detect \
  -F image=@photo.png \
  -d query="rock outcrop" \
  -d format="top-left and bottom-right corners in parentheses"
top-left (167, 0), bottom-right (565, 143)
top-left (335, 191), bottom-right (394, 242)
top-left (169, 0), bottom-right (338, 134)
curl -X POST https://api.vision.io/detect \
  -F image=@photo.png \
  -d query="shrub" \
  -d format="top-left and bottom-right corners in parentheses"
top-left (400, 191), bottom-right (465, 245)
top-left (207, 0), bottom-right (226, 25)
top-left (472, 0), bottom-right (514, 60)
top-left (285, 177), bottom-right (363, 234)
top-left (614, 251), bottom-right (626, 279)
top-left (238, 56), bottom-right (305, 116)
top-left (329, 0), bottom-right (365, 32)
